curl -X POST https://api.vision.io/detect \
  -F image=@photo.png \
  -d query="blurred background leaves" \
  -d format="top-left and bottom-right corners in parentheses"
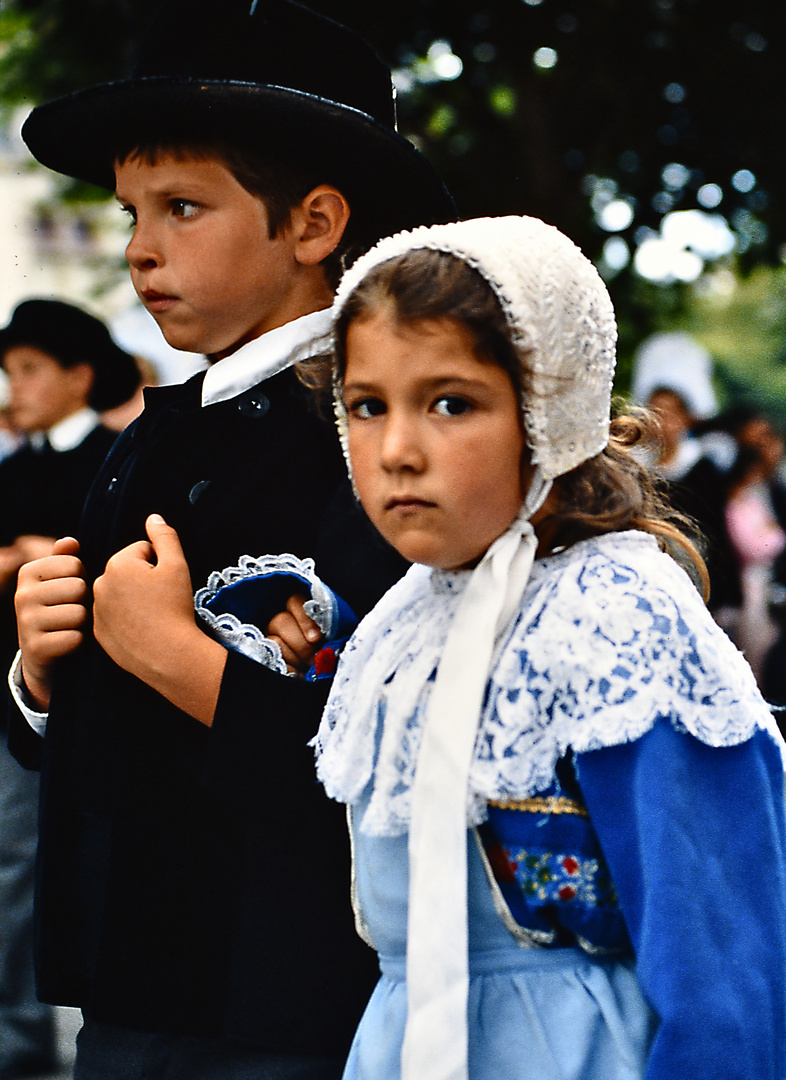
top-left (2, 0), bottom-right (785, 409)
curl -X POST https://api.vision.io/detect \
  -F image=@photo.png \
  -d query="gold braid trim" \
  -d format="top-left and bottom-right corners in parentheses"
top-left (488, 795), bottom-right (588, 817)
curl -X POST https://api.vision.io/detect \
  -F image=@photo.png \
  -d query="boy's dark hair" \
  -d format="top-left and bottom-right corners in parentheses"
top-left (316, 248), bottom-right (710, 596)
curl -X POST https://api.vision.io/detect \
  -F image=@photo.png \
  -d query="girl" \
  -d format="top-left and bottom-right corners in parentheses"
top-left (298, 216), bottom-right (786, 1079)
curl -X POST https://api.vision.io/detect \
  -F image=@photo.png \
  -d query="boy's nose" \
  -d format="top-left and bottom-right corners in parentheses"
top-left (125, 224), bottom-right (161, 271)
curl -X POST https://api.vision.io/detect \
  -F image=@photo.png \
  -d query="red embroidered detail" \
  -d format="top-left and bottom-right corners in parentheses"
top-left (487, 844), bottom-right (517, 883)
top-left (502, 846), bottom-right (618, 908)
top-left (313, 647), bottom-right (337, 677)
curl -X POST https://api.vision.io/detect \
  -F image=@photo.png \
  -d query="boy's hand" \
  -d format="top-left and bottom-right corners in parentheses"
top-left (93, 513), bottom-right (194, 669)
top-left (15, 537), bottom-right (88, 710)
top-left (14, 534), bottom-right (58, 564)
top-left (93, 514), bottom-right (226, 726)
top-left (0, 536), bottom-right (57, 594)
top-left (266, 594), bottom-right (323, 676)
top-left (0, 545), bottom-right (25, 593)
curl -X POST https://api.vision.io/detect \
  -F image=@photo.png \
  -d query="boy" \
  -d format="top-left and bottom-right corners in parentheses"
top-left (9, 2), bottom-right (454, 1078)
top-left (0, 298), bottom-right (137, 1080)
top-left (0, 299), bottom-right (139, 600)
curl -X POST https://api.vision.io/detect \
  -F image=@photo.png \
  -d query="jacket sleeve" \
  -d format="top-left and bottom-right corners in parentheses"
top-left (202, 478), bottom-right (407, 807)
top-left (6, 683), bottom-right (44, 770)
top-left (203, 647), bottom-right (330, 807)
top-left (575, 719), bottom-right (786, 1080)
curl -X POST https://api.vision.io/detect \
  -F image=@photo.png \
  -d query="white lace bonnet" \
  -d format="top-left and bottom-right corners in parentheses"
top-left (332, 214), bottom-right (617, 485)
top-left (329, 217), bottom-right (618, 1080)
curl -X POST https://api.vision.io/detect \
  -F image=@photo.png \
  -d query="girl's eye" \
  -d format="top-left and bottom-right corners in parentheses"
top-left (346, 397), bottom-right (386, 420)
top-left (433, 395), bottom-right (472, 417)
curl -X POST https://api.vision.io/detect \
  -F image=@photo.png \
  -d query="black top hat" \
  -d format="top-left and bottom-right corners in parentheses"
top-left (21, 0), bottom-right (455, 249)
top-left (0, 299), bottom-right (141, 413)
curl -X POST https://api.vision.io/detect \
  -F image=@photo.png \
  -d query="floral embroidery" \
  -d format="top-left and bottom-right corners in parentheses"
top-left (504, 846), bottom-right (618, 908)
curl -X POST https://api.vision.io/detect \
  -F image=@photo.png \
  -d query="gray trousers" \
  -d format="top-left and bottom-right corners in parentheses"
top-left (73, 1018), bottom-right (345, 1080)
top-left (0, 733), bottom-right (57, 1079)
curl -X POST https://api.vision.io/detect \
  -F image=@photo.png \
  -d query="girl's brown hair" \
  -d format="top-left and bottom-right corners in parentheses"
top-left (313, 248), bottom-right (709, 598)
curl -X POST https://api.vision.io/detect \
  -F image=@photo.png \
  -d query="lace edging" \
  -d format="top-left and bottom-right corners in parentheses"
top-left (194, 552), bottom-right (335, 675)
top-left (314, 533), bottom-right (785, 836)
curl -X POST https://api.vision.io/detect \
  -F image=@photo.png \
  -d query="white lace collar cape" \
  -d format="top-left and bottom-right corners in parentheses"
top-left (313, 531), bottom-right (783, 837)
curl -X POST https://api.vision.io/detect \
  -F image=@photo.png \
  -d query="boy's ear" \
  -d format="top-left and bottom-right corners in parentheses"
top-left (292, 185), bottom-right (351, 267)
top-left (69, 361), bottom-right (95, 402)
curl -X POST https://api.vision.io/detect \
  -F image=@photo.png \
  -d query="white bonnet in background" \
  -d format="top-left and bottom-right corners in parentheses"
top-left (631, 330), bottom-right (717, 420)
top-left (333, 214), bottom-right (618, 482)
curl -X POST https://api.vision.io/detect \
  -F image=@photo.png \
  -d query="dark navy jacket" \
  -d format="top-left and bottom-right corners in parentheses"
top-left (8, 366), bottom-right (406, 1056)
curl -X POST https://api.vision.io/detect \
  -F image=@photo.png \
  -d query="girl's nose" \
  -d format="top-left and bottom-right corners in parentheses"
top-left (380, 414), bottom-right (426, 473)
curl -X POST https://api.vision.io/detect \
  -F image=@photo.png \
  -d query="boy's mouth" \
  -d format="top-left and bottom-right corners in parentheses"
top-left (141, 289), bottom-right (178, 312)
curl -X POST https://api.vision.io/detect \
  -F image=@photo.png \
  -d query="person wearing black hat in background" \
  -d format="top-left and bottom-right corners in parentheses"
top-left (0, 297), bottom-right (140, 1080)
top-left (8, 2), bottom-right (454, 1078)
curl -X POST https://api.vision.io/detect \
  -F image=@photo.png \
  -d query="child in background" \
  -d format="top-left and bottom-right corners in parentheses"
top-left (9, 2), bottom-right (452, 1077)
top-left (288, 217), bottom-right (786, 1079)
top-left (0, 298), bottom-right (137, 1079)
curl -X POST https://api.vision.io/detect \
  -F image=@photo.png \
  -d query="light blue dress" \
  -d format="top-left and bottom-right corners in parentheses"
top-left (344, 791), bottom-right (656, 1080)
top-left (314, 532), bottom-right (786, 1079)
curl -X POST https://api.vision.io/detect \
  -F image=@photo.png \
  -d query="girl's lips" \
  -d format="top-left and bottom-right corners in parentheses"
top-left (386, 496), bottom-right (436, 510)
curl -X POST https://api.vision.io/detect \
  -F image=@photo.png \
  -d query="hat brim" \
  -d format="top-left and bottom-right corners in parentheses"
top-left (22, 78), bottom-right (456, 245)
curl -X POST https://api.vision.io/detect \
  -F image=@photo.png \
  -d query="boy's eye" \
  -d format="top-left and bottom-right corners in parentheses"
top-left (433, 395), bottom-right (472, 417)
top-left (346, 397), bottom-right (386, 420)
top-left (119, 204), bottom-right (137, 226)
top-left (170, 199), bottom-right (200, 219)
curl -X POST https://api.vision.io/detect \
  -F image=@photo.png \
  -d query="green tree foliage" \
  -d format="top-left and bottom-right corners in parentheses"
top-left (2, 0), bottom-right (784, 393)
top-left (0, 0), bottom-right (157, 105)
top-left (684, 266), bottom-right (786, 425)
top-left (1, 0), bottom-right (781, 265)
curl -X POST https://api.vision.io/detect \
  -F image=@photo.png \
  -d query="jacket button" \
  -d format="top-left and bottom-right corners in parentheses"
top-left (189, 480), bottom-right (211, 504)
top-left (237, 393), bottom-right (270, 419)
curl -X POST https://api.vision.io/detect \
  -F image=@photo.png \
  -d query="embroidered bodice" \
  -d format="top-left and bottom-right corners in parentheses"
top-left (313, 531), bottom-right (779, 837)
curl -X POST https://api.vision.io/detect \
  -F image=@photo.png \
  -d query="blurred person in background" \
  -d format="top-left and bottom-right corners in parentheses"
top-left (0, 372), bottom-right (24, 465)
top-left (722, 407), bottom-right (786, 688)
top-left (631, 331), bottom-right (741, 620)
top-left (99, 353), bottom-right (158, 433)
top-left (0, 297), bottom-right (141, 1080)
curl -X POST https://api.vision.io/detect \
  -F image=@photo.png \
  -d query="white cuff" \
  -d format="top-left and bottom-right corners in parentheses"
top-left (8, 651), bottom-right (48, 736)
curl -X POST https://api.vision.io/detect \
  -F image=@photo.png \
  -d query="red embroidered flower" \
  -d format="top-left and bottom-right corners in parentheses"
top-left (558, 885), bottom-right (577, 902)
top-left (313, 646), bottom-right (337, 677)
top-left (561, 856), bottom-right (579, 875)
top-left (487, 845), bottom-right (517, 883)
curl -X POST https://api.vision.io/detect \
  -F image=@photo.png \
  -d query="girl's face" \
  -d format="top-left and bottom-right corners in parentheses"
top-left (343, 308), bottom-right (527, 570)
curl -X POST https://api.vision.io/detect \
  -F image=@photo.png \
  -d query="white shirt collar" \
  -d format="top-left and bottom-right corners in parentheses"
top-left (200, 308), bottom-right (334, 408)
top-left (31, 407), bottom-right (100, 452)
top-left (657, 436), bottom-right (703, 482)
